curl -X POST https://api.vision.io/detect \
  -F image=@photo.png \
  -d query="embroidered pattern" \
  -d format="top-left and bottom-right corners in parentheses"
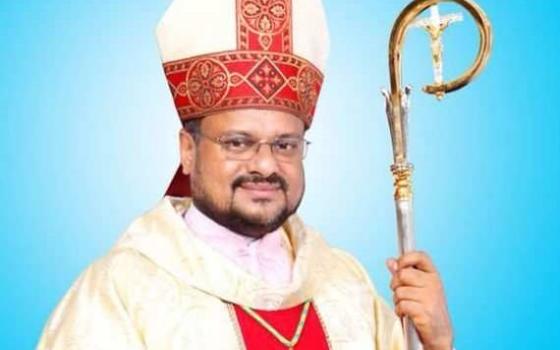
top-left (297, 66), bottom-right (323, 123)
top-left (241, 0), bottom-right (289, 34)
top-left (237, 0), bottom-right (292, 52)
top-left (165, 51), bottom-right (323, 125)
top-left (185, 59), bottom-right (230, 109)
top-left (247, 57), bottom-right (287, 100)
top-left (163, 0), bottom-right (322, 127)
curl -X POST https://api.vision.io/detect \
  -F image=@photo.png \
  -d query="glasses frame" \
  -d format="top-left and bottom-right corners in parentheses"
top-left (191, 131), bottom-right (311, 162)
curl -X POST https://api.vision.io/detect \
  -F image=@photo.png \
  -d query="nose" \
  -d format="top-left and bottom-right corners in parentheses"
top-left (246, 142), bottom-right (280, 176)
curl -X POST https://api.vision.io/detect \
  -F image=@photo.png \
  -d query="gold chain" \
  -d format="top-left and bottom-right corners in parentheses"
top-left (240, 300), bottom-right (311, 349)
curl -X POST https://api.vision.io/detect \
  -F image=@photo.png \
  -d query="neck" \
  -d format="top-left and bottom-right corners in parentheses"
top-left (184, 202), bottom-right (294, 286)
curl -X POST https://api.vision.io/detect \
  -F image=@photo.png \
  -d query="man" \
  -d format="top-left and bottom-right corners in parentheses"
top-left (38, 0), bottom-right (453, 349)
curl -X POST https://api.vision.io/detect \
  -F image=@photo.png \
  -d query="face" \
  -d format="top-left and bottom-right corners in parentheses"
top-left (179, 109), bottom-right (306, 238)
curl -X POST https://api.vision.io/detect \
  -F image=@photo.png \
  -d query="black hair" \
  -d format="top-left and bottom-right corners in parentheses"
top-left (181, 118), bottom-right (202, 142)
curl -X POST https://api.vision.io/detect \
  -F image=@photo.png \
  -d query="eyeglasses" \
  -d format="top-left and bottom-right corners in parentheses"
top-left (196, 132), bottom-right (311, 162)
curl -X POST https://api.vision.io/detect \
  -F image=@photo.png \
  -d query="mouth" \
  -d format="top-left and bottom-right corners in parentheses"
top-left (232, 173), bottom-right (288, 201)
top-left (237, 181), bottom-right (283, 199)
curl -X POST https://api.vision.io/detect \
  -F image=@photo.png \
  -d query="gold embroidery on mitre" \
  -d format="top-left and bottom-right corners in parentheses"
top-left (164, 51), bottom-right (323, 125)
top-left (237, 0), bottom-right (292, 52)
top-left (186, 59), bottom-right (230, 109)
top-left (246, 57), bottom-right (288, 100)
top-left (240, 0), bottom-right (289, 35)
top-left (297, 66), bottom-right (322, 116)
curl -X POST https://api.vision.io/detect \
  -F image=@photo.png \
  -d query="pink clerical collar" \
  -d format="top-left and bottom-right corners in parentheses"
top-left (184, 203), bottom-right (293, 286)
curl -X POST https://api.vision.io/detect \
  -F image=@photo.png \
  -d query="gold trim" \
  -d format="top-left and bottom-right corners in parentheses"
top-left (226, 302), bottom-right (249, 350)
top-left (312, 301), bottom-right (333, 350)
top-left (164, 50), bottom-right (323, 80)
top-left (240, 300), bottom-right (311, 348)
top-left (176, 98), bottom-right (305, 120)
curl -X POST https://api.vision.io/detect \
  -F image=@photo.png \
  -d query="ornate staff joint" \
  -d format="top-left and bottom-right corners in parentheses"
top-left (391, 163), bottom-right (414, 201)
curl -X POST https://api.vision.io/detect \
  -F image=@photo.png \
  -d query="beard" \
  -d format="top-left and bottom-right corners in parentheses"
top-left (191, 171), bottom-right (303, 239)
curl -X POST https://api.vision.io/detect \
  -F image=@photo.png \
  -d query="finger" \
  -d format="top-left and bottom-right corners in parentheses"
top-left (394, 300), bottom-right (425, 321)
top-left (393, 286), bottom-right (424, 304)
top-left (390, 268), bottom-right (427, 290)
top-left (397, 251), bottom-right (437, 273)
top-left (386, 258), bottom-right (398, 275)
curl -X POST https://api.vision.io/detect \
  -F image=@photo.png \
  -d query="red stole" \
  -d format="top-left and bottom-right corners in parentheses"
top-left (232, 302), bottom-right (330, 349)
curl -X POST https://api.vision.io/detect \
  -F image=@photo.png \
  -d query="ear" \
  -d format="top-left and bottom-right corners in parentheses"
top-left (179, 129), bottom-right (196, 175)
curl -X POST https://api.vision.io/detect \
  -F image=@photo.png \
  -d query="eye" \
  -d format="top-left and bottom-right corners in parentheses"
top-left (221, 136), bottom-right (254, 152)
top-left (274, 138), bottom-right (300, 152)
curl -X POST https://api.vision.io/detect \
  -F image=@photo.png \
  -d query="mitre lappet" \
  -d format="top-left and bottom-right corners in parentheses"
top-left (157, 0), bottom-right (329, 196)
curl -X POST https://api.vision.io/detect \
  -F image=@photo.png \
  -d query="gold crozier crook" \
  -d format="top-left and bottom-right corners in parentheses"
top-left (381, 0), bottom-right (492, 349)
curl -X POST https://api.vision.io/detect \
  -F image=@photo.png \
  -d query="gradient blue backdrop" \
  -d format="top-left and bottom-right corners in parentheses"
top-left (1, 1), bottom-right (558, 348)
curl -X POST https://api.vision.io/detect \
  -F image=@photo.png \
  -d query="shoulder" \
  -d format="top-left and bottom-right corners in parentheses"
top-left (37, 250), bottom-right (153, 348)
top-left (299, 229), bottom-right (402, 345)
top-left (327, 247), bottom-right (402, 347)
top-left (55, 248), bottom-right (165, 302)
top-left (329, 248), bottom-right (378, 289)
top-left (104, 246), bottom-right (183, 302)
top-left (302, 225), bottom-right (379, 293)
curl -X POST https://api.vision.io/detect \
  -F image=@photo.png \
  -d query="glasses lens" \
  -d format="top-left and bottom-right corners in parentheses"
top-left (272, 138), bottom-right (308, 161)
top-left (220, 136), bottom-right (256, 160)
top-left (217, 135), bottom-right (309, 161)
top-left (272, 138), bottom-right (304, 160)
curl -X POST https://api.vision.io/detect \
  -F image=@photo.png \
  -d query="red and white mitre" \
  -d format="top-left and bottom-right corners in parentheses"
top-left (157, 0), bottom-right (329, 196)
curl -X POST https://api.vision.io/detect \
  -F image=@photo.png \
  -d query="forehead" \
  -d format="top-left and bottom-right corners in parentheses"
top-left (200, 109), bottom-right (305, 136)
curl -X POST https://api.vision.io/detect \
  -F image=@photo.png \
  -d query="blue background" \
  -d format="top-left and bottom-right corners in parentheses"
top-left (1, 0), bottom-right (558, 348)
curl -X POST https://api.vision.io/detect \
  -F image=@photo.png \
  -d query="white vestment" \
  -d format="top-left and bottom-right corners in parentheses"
top-left (37, 197), bottom-right (404, 349)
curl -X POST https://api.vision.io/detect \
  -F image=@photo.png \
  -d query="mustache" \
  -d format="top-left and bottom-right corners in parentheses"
top-left (232, 173), bottom-right (288, 192)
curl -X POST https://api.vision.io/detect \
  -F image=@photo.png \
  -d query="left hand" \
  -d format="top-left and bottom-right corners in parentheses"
top-left (387, 251), bottom-right (453, 350)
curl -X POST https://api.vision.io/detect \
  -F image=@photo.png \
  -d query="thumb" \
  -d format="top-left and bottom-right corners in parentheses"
top-left (386, 258), bottom-right (398, 275)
